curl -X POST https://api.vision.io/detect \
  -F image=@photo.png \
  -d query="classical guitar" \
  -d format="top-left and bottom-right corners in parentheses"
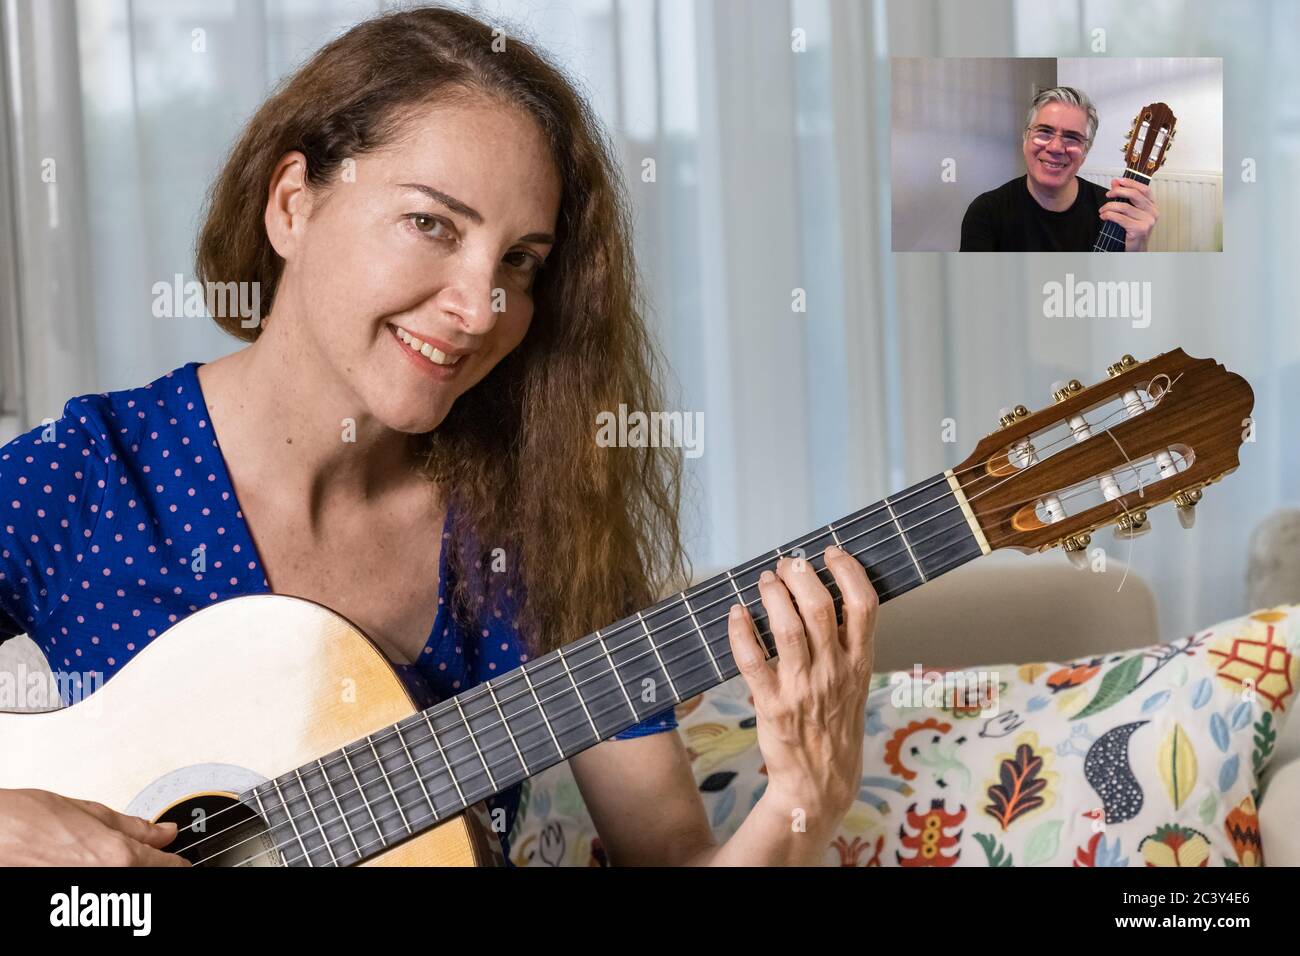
top-left (1093, 101), bottom-right (1177, 251)
top-left (0, 349), bottom-right (1252, 866)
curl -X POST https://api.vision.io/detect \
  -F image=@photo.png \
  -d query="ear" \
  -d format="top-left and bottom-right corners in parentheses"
top-left (264, 151), bottom-right (314, 261)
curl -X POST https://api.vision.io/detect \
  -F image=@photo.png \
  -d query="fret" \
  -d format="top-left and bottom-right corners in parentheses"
top-left (680, 592), bottom-right (724, 682)
top-left (315, 757), bottom-right (362, 862)
top-left (639, 596), bottom-right (715, 704)
top-left (452, 695), bottom-right (498, 792)
top-left (315, 745), bottom-right (385, 860)
top-left (596, 630), bottom-right (642, 720)
top-left (453, 686), bottom-right (529, 802)
top-left (600, 609), bottom-right (678, 723)
top-left (684, 574), bottom-right (744, 679)
top-left (483, 680), bottom-right (530, 777)
top-left (337, 744), bottom-right (395, 852)
top-left (516, 665), bottom-right (565, 759)
top-left (726, 555), bottom-right (778, 658)
top-left (409, 711), bottom-right (468, 816)
top-left (391, 723), bottom-right (440, 827)
top-left (890, 476), bottom-right (983, 583)
top-left (556, 645), bottom-right (603, 739)
top-left (292, 767), bottom-right (338, 867)
top-left (834, 501), bottom-right (922, 602)
top-left (883, 498), bottom-right (927, 583)
top-left (270, 777), bottom-right (316, 867)
top-left (423, 701), bottom-right (493, 805)
top-left (366, 735), bottom-right (412, 836)
top-left (492, 670), bottom-right (558, 773)
top-left (638, 609), bottom-right (679, 699)
top-left (521, 644), bottom-right (602, 752)
top-left (246, 788), bottom-right (295, 867)
top-left (551, 635), bottom-right (632, 738)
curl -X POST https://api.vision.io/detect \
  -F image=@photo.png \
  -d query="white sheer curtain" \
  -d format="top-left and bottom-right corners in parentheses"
top-left (2, 0), bottom-right (1296, 642)
top-left (891, 0), bottom-right (1300, 640)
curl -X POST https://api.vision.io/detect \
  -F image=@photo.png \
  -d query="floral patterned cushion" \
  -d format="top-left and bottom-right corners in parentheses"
top-left (507, 605), bottom-right (1298, 866)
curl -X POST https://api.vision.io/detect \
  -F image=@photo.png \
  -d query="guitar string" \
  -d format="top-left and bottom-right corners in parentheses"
top-left (204, 440), bottom-right (1171, 866)
top-left (1092, 170), bottom-right (1148, 251)
top-left (178, 394), bottom-right (1168, 862)
top-left (238, 454), bottom-right (1166, 869)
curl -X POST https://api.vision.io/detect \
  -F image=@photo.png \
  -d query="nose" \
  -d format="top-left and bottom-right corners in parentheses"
top-left (438, 257), bottom-right (501, 336)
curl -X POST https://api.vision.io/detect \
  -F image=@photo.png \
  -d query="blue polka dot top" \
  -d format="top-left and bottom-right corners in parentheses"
top-left (0, 361), bottom-right (677, 862)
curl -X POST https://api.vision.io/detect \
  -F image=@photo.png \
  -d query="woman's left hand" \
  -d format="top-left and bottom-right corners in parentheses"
top-left (726, 545), bottom-right (878, 840)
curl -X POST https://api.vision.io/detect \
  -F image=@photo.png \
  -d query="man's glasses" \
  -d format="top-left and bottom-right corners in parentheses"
top-left (1026, 125), bottom-right (1088, 151)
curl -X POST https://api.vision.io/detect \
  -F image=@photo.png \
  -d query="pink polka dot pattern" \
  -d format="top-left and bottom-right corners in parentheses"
top-left (0, 362), bottom-right (675, 857)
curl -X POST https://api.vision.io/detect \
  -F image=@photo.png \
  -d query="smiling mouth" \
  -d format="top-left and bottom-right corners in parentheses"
top-left (1039, 158), bottom-right (1069, 171)
top-left (391, 325), bottom-right (463, 367)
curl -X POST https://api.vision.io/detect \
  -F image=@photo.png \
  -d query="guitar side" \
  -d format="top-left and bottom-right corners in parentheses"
top-left (0, 594), bottom-right (496, 866)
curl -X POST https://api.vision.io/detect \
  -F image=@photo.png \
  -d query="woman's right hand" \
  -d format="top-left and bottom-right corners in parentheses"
top-left (0, 788), bottom-right (190, 866)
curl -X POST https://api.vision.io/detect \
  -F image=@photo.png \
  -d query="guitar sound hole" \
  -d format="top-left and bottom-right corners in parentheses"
top-left (155, 794), bottom-right (281, 867)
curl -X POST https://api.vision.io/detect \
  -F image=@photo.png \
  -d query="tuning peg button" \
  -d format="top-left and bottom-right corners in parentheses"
top-left (1175, 488), bottom-right (1202, 529)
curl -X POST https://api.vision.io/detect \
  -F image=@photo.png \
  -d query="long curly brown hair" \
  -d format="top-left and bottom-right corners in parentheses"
top-left (196, 5), bottom-right (689, 654)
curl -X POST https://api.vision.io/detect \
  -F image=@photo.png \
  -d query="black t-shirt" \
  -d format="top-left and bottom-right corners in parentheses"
top-left (960, 175), bottom-right (1111, 251)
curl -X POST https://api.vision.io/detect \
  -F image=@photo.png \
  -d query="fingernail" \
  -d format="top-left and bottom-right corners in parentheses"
top-left (760, 570), bottom-right (775, 583)
top-left (826, 544), bottom-right (842, 556)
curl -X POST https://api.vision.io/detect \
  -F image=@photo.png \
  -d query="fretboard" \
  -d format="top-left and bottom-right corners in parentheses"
top-left (1092, 168), bottom-right (1152, 251)
top-left (245, 470), bottom-right (988, 865)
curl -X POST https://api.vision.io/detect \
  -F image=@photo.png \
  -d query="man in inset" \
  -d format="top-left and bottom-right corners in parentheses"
top-left (960, 87), bottom-right (1158, 252)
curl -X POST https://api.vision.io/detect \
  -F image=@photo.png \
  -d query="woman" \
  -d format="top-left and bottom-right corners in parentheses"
top-left (0, 5), bottom-right (876, 866)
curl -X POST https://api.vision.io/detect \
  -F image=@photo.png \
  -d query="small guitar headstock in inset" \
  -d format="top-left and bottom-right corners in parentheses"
top-left (951, 350), bottom-right (1253, 564)
top-left (1122, 102), bottom-right (1177, 177)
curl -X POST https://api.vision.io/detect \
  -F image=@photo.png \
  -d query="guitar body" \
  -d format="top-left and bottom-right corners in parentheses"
top-left (0, 594), bottom-right (500, 866)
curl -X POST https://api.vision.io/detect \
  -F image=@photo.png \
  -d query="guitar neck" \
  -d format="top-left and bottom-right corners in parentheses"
top-left (1092, 168), bottom-right (1152, 252)
top-left (247, 470), bottom-right (989, 865)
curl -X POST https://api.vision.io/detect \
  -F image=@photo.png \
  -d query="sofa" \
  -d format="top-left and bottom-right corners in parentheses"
top-left (507, 553), bottom-right (1300, 866)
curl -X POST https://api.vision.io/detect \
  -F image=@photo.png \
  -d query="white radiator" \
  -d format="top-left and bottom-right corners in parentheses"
top-left (1080, 167), bottom-right (1223, 252)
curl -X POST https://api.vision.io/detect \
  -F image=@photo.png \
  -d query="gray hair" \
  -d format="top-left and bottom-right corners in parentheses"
top-left (1026, 86), bottom-right (1098, 148)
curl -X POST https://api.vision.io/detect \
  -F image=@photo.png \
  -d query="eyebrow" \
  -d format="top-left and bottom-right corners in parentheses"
top-left (397, 182), bottom-right (555, 245)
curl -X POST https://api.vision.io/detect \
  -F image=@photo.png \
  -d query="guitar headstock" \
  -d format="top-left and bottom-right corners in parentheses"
top-left (952, 349), bottom-right (1253, 563)
top-left (1122, 102), bottom-right (1177, 176)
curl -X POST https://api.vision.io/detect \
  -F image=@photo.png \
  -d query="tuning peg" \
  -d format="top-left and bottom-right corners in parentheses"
top-left (1107, 354), bottom-right (1138, 378)
top-left (1175, 488), bottom-right (1202, 529)
top-left (998, 405), bottom-right (1030, 429)
top-left (1051, 379), bottom-right (1083, 403)
top-left (1063, 532), bottom-right (1091, 569)
top-left (1113, 510), bottom-right (1151, 539)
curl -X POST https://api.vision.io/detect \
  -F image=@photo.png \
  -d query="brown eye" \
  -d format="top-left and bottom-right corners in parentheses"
top-left (407, 214), bottom-right (453, 241)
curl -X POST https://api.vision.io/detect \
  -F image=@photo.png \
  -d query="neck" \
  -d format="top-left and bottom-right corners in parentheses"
top-left (198, 309), bottom-right (417, 527)
top-left (1093, 168), bottom-right (1152, 252)
top-left (1025, 172), bottom-right (1077, 212)
top-left (243, 469), bottom-right (991, 866)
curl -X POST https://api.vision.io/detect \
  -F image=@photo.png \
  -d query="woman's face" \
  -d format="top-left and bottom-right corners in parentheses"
top-left (270, 95), bottom-right (563, 434)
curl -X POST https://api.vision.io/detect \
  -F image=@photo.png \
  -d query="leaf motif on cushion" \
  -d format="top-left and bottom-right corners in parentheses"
top-left (984, 734), bottom-right (1054, 830)
top-left (1157, 723), bottom-right (1198, 809)
top-left (1073, 655), bottom-right (1143, 720)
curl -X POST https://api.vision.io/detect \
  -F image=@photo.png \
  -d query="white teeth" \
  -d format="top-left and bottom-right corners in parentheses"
top-left (393, 326), bottom-right (461, 366)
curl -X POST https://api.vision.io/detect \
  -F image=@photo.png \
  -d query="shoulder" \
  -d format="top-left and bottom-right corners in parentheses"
top-left (4, 363), bottom-right (201, 469)
top-left (970, 176), bottom-right (1027, 209)
top-left (1076, 175), bottom-right (1110, 206)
